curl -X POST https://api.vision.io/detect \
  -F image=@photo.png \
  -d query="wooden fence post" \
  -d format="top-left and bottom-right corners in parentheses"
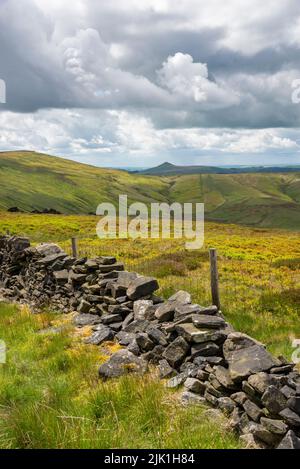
top-left (209, 248), bottom-right (220, 309)
top-left (71, 237), bottom-right (78, 258)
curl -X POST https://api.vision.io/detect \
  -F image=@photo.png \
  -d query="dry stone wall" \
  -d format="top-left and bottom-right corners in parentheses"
top-left (1, 235), bottom-right (300, 449)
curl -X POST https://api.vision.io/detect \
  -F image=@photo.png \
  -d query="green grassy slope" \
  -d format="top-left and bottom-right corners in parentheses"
top-left (0, 151), bottom-right (169, 213)
top-left (1, 151), bottom-right (300, 229)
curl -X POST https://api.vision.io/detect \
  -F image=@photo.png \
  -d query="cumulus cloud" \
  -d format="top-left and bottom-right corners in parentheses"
top-left (157, 53), bottom-right (239, 109)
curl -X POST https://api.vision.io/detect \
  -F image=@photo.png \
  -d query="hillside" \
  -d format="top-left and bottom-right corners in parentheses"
top-left (138, 161), bottom-right (300, 176)
top-left (1, 151), bottom-right (300, 229)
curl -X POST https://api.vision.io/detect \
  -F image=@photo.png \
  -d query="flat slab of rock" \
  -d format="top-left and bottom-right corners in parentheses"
top-left (176, 323), bottom-right (226, 344)
top-left (192, 314), bottom-right (226, 329)
top-left (190, 341), bottom-right (220, 359)
top-left (98, 349), bottom-right (147, 379)
top-left (127, 276), bottom-right (159, 300)
top-left (174, 304), bottom-right (201, 321)
top-left (261, 417), bottom-right (288, 435)
top-left (85, 327), bottom-right (114, 345)
top-left (223, 333), bottom-right (278, 382)
top-left (181, 391), bottom-right (206, 406)
top-left (279, 408), bottom-right (300, 427)
top-left (74, 313), bottom-right (102, 327)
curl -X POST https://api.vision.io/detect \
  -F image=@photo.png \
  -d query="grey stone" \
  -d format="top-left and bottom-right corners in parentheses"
top-left (243, 399), bottom-right (263, 422)
top-left (287, 396), bottom-right (300, 414)
top-left (98, 349), bottom-right (147, 379)
top-left (85, 327), bottom-right (114, 345)
top-left (205, 382), bottom-right (223, 398)
top-left (190, 342), bottom-right (220, 359)
top-left (85, 259), bottom-right (99, 270)
top-left (198, 305), bottom-right (218, 315)
top-left (74, 313), bottom-right (102, 327)
top-left (110, 322), bottom-right (123, 332)
top-left (192, 314), bottom-right (226, 329)
top-left (35, 243), bottom-right (62, 257)
top-left (166, 372), bottom-right (188, 388)
top-left (77, 299), bottom-right (91, 314)
top-left (53, 269), bottom-right (69, 284)
top-left (174, 304), bottom-right (201, 321)
top-left (204, 390), bottom-right (218, 406)
top-left (176, 323), bottom-right (226, 344)
top-left (242, 381), bottom-right (258, 400)
top-left (270, 365), bottom-right (294, 374)
top-left (260, 417), bottom-right (288, 435)
top-left (98, 256), bottom-right (117, 265)
top-left (127, 339), bottom-right (140, 356)
top-left (223, 333), bottom-right (278, 382)
top-left (277, 430), bottom-right (300, 449)
top-left (280, 385), bottom-right (296, 400)
top-left (147, 327), bottom-right (168, 347)
top-left (214, 366), bottom-right (237, 390)
top-left (184, 377), bottom-right (205, 394)
top-left (217, 397), bottom-right (236, 415)
top-left (158, 359), bottom-right (176, 379)
top-left (162, 336), bottom-right (190, 368)
top-left (169, 290), bottom-right (191, 304)
top-left (155, 301), bottom-right (177, 322)
top-left (193, 356), bottom-right (224, 367)
top-left (231, 392), bottom-right (248, 406)
top-left (127, 276), bottom-right (159, 300)
top-left (121, 312), bottom-right (134, 330)
top-left (135, 332), bottom-right (155, 352)
top-left (115, 331), bottom-right (135, 346)
top-left (252, 425), bottom-right (281, 447)
top-left (248, 372), bottom-right (275, 395)
top-left (98, 262), bottom-right (124, 273)
top-left (181, 391), bottom-right (206, 406)
top-left (133, 300), bottom-right (153, 319)
top-left (37, 252), bottom-right (67, 266)
top-left (123, 319), bottom-right (149, 333)
top-left (239, 433), bottom-right (263, 449)
top-left (117, 271), bottom-right (138, 288)
top-left (279, 408), bottom-right (300, 427)
top-left (261, 386), bottom-right (287, 415)
top-left (102, 313), bottom-right (122, 325)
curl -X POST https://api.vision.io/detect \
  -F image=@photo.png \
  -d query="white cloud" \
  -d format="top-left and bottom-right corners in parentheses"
top-left (157, 53), bottom-right (239, 109)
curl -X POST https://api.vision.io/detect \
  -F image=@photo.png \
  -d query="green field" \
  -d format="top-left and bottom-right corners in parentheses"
top-left (1, 151), bottom-right (300, 229)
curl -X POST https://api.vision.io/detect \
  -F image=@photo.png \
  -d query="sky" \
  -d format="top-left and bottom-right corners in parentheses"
top-left (1, 0), bottom-right (300, 167)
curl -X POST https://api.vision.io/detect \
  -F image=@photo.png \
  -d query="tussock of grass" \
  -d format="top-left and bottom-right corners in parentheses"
top-left (0, 303), bottom-right (242, 449)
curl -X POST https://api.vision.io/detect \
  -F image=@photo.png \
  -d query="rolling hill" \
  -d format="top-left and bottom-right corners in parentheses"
top-left (138, 161), bottom-right (300, 175)
top-left (1, 151), bottom-right (300, 230)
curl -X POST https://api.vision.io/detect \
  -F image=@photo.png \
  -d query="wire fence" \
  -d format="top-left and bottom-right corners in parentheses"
top-left (2, 230), bottom-right (300, 314)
